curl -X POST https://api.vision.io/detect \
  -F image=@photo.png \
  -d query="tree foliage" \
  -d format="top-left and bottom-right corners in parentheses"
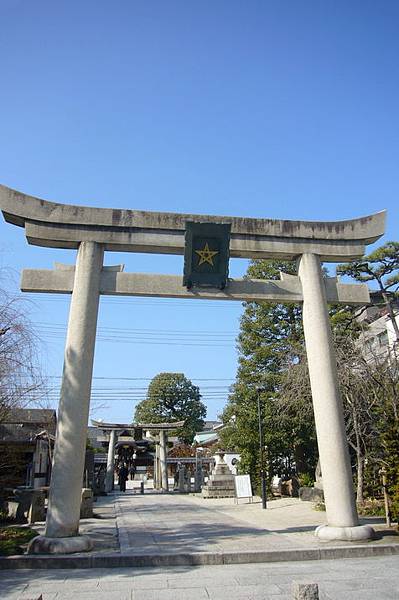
top-left (221, 248), bottom-right (399, 514)
top-left (336, 242), bottom-right (399, 514)
top-left (219, 259), bottom-right (318, 491)
top-left (366, 345), bottom-right (399, 520)
top-left (281, 331), bottom-right (381, 504)
top-left (337, 241), bottom-right (399, 341)
top-left (134, 372), bottom-right (206, 443)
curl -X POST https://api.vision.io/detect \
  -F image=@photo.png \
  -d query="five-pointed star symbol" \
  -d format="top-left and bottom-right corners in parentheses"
top-left (195, 242), bottom-right (219, 266)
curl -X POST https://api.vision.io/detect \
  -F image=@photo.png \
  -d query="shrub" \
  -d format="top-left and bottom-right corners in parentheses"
top-left (0, 527), bottom-right (39, 556)
top-left (298, 473), bottom-right (314, 488)
top-left (357, 498), bottom-right (386, 517)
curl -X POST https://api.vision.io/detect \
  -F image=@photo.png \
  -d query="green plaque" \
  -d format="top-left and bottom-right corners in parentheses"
top-left (183, 222), bottom-right (231, 289)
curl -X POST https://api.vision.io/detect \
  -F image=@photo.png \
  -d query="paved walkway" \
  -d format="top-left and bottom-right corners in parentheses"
top-left (1, 491), bottom-right (398, 598)
top-left (1, 555), bottom-right (399, 599)
top-left (114, 490), bottom-right (396, 555)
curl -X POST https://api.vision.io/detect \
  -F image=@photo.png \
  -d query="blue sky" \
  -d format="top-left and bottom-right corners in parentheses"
top-left (0, 1), bottom-right (398, 422)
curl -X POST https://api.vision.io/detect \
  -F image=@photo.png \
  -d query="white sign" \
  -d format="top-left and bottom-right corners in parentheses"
top-left (234, 474), bottom-right (252, 499)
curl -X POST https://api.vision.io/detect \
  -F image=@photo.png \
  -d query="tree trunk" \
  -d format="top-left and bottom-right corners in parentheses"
top-left (356, 452), bottom-right (364, 505)
top-left (353, 408), bottom-right (364, 505)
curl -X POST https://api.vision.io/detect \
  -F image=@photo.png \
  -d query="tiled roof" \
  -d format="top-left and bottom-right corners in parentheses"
top-left (0, 408), bottom-right (56, 442)
top-left (3, 408), bottom-right (56, 424)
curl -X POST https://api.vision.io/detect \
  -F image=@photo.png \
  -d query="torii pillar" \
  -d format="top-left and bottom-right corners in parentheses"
top-left (299, 253), bottom-right (373, 541)
top-left (105, 429), bottom-right (118, 493)
top-left (154, 439), bottom-right (161, 490)
top-left (159, 430), bottom-right (169, 492)
top-left (38, 241), bottom-right (103, 553)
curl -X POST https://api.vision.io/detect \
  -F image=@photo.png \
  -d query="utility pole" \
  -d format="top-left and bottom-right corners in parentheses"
top-left (257, 390), bottom-right (267, 509)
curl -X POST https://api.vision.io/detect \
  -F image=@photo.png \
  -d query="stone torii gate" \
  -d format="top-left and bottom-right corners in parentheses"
top-left (91, 419), bottom-right (185, 493)
top-left (0, 184), bottom-right (386, 553)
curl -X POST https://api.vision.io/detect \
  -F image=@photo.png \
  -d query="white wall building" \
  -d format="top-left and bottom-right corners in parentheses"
top-left (357, 292), bottom-right (398, 360)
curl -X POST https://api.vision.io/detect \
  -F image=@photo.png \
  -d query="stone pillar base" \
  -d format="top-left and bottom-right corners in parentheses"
top-left (27, 534), bottom-right (94, 554)
top-left (315, 524), bottom-right (375, 542)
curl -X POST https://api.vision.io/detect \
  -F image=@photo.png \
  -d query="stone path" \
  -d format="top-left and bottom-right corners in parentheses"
top-left (1, 489), bottom-right (397, 571)
top-left (114, 490), bottom-right (395, 555)
top-left (1, 555), bottom-right (399, 599)
top-left (115, 492), bottom-right (316, 553)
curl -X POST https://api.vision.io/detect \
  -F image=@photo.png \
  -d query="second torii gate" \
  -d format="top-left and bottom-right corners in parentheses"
top-left (91, 419), bottom-right (185, 493)
top-left (0, 184), bottom-right (385, 553)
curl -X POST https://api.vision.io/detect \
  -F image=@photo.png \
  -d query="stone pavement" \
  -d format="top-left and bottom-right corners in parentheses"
top-left (114, 490), bottom-right (397, 555)
top-left (1, 555), bottom-right (399, 599)
top-left (1, 490), bottom-right (399, 598)
top-left (1, 489), bottom-right (398, 572)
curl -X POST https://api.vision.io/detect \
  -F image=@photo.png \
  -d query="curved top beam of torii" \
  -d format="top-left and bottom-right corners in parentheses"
top-left (0, 184), bottom-right (386, 261)
top-left (91, 419), bottom-right (185, 431)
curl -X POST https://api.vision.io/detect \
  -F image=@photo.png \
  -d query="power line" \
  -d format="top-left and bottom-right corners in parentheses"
top-left (36, 323), bottom-right (236, 335)
top-left (27, 293), bottom-right (244, 309)
top-left (21, 396), bottom-right (228, 403)
top-left (55, 377), bottom-right (233, 381)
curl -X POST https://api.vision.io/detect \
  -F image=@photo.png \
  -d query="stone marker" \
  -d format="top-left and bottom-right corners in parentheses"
top-left (7, 501), bottom-right (26, 523)
top-left (80, 488), bottom-right (94, 518)
top-left (28, 490), bottom-right (46, 523)
top-left (299, 487), bottom-right (324, 503)
top-left (292, 582), bottom-right (319, 600)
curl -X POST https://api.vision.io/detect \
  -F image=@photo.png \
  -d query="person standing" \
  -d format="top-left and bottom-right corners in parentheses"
top-left (118, 463), bottom-right (129, 492)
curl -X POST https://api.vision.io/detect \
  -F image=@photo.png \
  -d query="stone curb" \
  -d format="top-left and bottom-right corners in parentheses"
top-left (0, 543), bottom-right (398, 570)
top-left (113, 496), bottom-right (131, 552)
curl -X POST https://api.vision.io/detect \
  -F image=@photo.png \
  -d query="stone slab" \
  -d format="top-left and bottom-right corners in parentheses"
top-left (2, 557), bottom-right (399, 600)
top-left (21, 270), bottom-right (370, 305)
top-left (24, 221), bottom-right (374, 260)
top-left (1, 543), bottom-right (399, 570)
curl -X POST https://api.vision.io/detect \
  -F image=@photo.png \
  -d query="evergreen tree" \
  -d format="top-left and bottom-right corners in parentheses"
top-left (219, 259), bottom-right (317, 491)
top-left (134, 372), bottom-right (206, 443)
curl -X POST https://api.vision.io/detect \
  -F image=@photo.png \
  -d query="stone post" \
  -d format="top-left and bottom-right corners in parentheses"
top-left (298, 253), bottom-right (374, 541)
top-left (105, 429), bottom-right (117, 493)
top-left (194, 461), bottom-right (203, 493)
top-left (154, 441), bottom-right (160, 490)
top-left (292, 582), bottom-right (319, 600)
top-left (159, 430), bottom-right (169, 492)
top-left (178, 464), bottom-right (186, 493)
top-left (153, 444), bottom-right (157, 489)
top-left (29, 241), bottom-right (104, 554)
top-left (157, 446), bottom-right (162, 489)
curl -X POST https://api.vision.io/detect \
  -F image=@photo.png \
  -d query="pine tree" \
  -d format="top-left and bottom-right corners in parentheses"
top-left (337, 241), bottom-right (399, 341)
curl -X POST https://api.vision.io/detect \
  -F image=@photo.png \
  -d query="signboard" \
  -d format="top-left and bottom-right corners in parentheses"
top-left (183, 222), bottom-right (231, 290)
top-left (234, 474), bottom-right (252, 499)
